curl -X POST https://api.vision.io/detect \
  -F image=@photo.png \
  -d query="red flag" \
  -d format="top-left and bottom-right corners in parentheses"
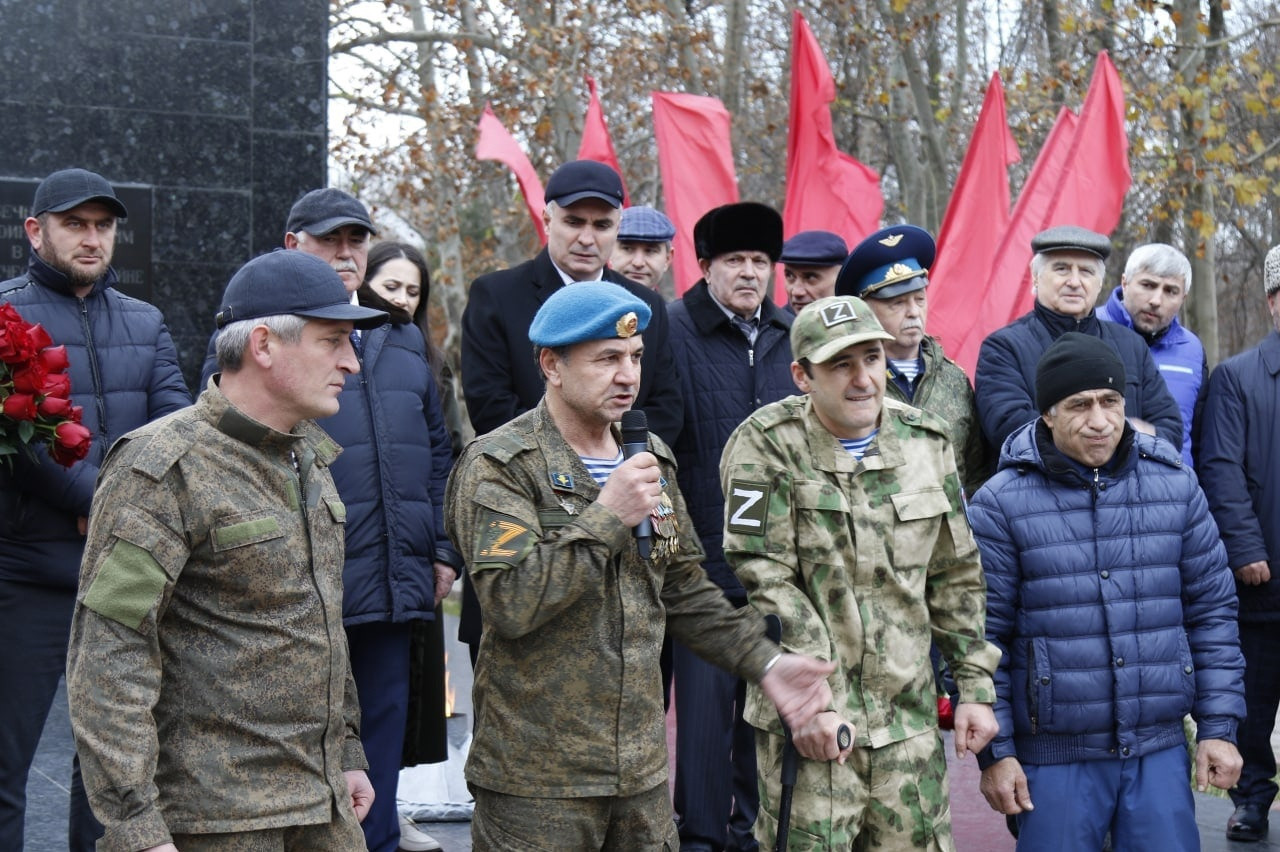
top-left (928, 73), bottom-right (1020, 371)
top-left (652, 91), bottom-right (739, 296)
top-left (475, 102), bottom-right (546, 244)
top-left (780, 10), bottom-right (883, 304)
top-left (951, 51), bottom-right (1130, 374)
top-left (577, 76), bottom-right (629, 206)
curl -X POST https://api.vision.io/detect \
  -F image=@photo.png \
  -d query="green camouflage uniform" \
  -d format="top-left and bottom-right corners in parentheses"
top-left (885, 335), bottom-right (987, 496)
top-left (445, 401), bottom-right (779, 844)
top-left (720, 394), bottom-right (1000, 851)
top-left (66, 382), bottom-right (368, 852)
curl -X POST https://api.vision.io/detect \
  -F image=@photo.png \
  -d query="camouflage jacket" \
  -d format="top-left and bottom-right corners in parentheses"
top-left (445, 401), bottom-right (777, 798)
top-left (720, 395), bottom-right (999, 749)
top-left (885, 336), bottom-right (988, 496)
top-left (67, 383), bottom-right (367, 852)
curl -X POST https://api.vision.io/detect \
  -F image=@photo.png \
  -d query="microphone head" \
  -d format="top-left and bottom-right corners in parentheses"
top-left (620, 409), bottom-right (648, 444)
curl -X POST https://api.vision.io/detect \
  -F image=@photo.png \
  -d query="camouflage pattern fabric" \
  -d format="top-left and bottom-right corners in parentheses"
top-left (754, 728), bottom-right (954, 852)
top-left (67, 383), bottom-right (367, 852)
top-left (471, 782), bottom-right (679, 850)
top-left (445, 401), bottom-right (777, 802)
top-left (169, 810), bottom-right (365, 852)
top-left (720, 394), bottom-right (999, 845)
top-left (885, 336), bottom-right (988, 496)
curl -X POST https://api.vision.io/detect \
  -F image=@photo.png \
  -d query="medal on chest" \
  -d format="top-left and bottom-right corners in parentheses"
top-left (649, 477), bottom-right (680, 560)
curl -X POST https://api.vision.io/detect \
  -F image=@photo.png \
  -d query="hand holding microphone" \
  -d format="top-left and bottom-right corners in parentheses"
top-left (594, 410), bottom-right (657, 559)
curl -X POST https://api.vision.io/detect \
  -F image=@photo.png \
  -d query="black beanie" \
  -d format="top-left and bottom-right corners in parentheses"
top-left (1035, 332), bottom-right (1126, 413)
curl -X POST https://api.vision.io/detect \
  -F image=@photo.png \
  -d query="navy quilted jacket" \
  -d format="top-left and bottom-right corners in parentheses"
top-left (970, 420), bottom-right (1244, 768)
top-left (668, 281), bottom-right (794, 597)
top-left (0, 254), bottom-right (191, 588)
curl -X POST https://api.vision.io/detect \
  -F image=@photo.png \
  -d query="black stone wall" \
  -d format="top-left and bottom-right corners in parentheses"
top-left (0, 0), bottom-right (329, 391)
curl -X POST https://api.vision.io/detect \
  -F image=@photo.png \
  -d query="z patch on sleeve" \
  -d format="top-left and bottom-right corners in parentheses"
top-left (474, 509), bottom-right (538, 568)
top-left (726, 479), bottom-right (771, 536)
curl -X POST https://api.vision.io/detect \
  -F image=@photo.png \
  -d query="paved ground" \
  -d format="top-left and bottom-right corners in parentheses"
top-left (25, 613), bottom-right (1280, 850)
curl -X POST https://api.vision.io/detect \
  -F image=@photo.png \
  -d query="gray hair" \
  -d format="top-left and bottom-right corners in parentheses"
top-left (1124, 243), bottom-right (1192, 294)
top-left (215, 314), bottom-right (307, 372)
top-left (1266, 245), bottom-right (1280, 296)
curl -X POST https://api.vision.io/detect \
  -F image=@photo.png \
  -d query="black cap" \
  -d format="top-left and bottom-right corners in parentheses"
top-left (1035, 332), bottom-right (1126, 412)
top-left (285, 188), bottom-right (377, 237)
top-left (544, 160), bottom-right (625, 208)
top-left (32, 168), bottom-right (128, 218)
top-left (693, 202), bottom-right (784, 262)
top-left (836, 225), bottom-right (936, 300)
top-left (779, 231), bottom-right (848, 266)
top-left (215, 250), bottom-right (389, 330)
top-left (1030, 225), bottom-right (1111, 261)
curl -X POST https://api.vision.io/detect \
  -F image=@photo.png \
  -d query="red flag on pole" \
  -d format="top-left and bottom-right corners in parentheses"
top-left (928, 73), bottom-right (1020, 368)
top-left (577, 76), bottom-right (629, 206)
top-left (780, 10), bottom-right (883, 305)
top-left (475, 102), bottom-right (547, 244)
top-left (652, 91), bottom-right (739, 296)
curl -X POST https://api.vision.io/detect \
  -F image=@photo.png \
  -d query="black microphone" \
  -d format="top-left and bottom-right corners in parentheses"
top-left (620, 409), bottom-right (653, 559)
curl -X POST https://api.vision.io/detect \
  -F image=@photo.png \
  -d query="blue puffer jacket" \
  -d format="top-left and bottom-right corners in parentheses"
top-left (319, 323), bottom-right (459, 625)
top-left (1099, 288), bottom-right (1206, 467)
top-left (668, 281), bottom-right (794, 598)
top-left (0, 254), bottom-right (191, 589)
top-left (970, 420), bottom-right (1244, 768)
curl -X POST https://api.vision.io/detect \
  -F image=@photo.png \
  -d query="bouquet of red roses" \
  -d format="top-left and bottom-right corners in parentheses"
top-left (0, 302), bottom-right (92, 468)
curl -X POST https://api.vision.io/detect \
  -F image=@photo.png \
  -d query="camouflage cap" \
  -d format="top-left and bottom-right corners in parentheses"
top-left (791, 295), bottom-right (894, 364)
top-left (528, 281), bottom-right (651, 347)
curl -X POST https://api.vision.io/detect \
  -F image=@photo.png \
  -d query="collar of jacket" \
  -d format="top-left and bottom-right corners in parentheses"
top-left (26, 250), bottom-right (115, 298)
top-left (1034, 299), bottom-right (1102, 339)
top-left (681, 279), bottom-right (791, 337)
top-left (1032, 418), bottom-right (1135, 485)
top-left (202, 380), bottom-right (341, 465)
top-left (1100, 286), bottom-right (1176, 346)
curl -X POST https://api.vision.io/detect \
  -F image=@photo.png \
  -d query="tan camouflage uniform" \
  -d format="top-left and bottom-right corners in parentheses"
top-left (445, 401), bottom-right (780, 847)
top-left (885, 335), bottom-right (987, 496)
top-left (66, 382), bottom-right (368, 852)
top-left (720, 394), bottom-right (1000, 851)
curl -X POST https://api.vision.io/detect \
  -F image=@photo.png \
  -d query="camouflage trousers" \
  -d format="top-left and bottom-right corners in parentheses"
top-left (754, 728), bottom-right (954, 852)
top-left (169, 807), bottom-right (365, 851)
top-left (471, 781), bottom-right (679, 851)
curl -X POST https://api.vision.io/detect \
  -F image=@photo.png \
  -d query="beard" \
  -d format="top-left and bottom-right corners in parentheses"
top-left (40, 243), bottom-right (110, 288)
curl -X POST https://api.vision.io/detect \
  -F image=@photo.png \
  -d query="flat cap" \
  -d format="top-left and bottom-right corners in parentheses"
top-left (285, 188), bottom-right (377, 238)
top-left (779, 231), bottom-right (848, 267)
top-left (791, 295), bottom-right (894, 364)
top-left (32, 168), bottom-right (128, 218)
top-left (544, 160), bottom-right (625, 209)
top-left (617, 206), bottom-right (676, 242)
top-left (836, 225), bottom-right (935, 300)
top-left (1266, 245), bottom-right (1280, 295)
top-left (216, 250), bottom-right (388, 330)
top-left (694, 202), bottom-right (783, 262)
top-left (1035, 332), bottom-right (1126, 412)
top-left (529, 281), bottom-right (651, 348)
top-left (1030, 225), bottom-right (1111, 261)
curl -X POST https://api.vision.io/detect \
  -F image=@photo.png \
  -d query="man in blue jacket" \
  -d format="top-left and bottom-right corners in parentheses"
top-left (974, 226), bottom-right (1182, 457)
top-left (668, 202), bottom-right (794, 852)
top-left (1199, 245), bottom-right (1280, 843)
top-left (1099, 243), bottom-right (1206, 466)
top-left (0, 168), bottom-right (191, 850)
top-left (971, 332), bottom-right (1244, 850)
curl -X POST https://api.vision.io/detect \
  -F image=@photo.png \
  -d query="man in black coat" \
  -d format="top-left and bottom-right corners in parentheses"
top-left (458, 160), bottom-right (683, 660)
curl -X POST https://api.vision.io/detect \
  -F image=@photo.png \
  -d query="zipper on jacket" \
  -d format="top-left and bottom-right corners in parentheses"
top-left (78, 298), bottom-right (108, 440)
top-left (1027, 639), bottom-right (1039, 734)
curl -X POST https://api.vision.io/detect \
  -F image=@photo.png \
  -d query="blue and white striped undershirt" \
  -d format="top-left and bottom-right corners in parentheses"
top-left (838, 429), bottom-right (878, 461)
top-left (889, 357), bottom-right (921, 382)
top-left (581, 449), bottom-right (625, 485)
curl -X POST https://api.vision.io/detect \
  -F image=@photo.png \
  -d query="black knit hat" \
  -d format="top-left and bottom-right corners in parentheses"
top-left (1035, 332), bottom-right (1126, 413)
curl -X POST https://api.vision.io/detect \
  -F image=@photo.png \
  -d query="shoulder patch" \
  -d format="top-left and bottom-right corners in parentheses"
top-left (474, 509), bottom-right (538, 569)
top-left (725, 479), bottom-right (772, 536)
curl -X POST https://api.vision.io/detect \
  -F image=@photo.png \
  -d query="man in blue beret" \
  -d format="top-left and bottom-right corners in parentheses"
top-left (780, 230), bottom-right (847, 313)
top-left (668, 201), bottom-right (796, 852)
top-left (836, 224), bottom-right (987, 496)
top-left (444, 281), bottom-right (835, 849)
top-left (974, 225), bottom-right (1182, 458)
top-left (610, 205), bottom-right (676, 295)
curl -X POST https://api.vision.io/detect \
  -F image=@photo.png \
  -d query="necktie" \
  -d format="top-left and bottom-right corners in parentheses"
top-left (730, 315), bottom-right (758, 344)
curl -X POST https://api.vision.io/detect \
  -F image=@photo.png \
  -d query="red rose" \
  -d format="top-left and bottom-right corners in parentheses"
top-left (69, 405), bottom-right (84, 423)
top-left (0, 321), bottom-right (33, 364)
top-left (38, 345), bottom-right (69, 373)
top-left (51, 421), bottom-right (92, 467)
top-left (39, 373), bottom-right (71, 400)
top-left (3, 392), bottom-right (38, 421)
top-left (26, 323), bottom-right (52, 351)
top-left (0, 303), bottom-right (20, 323)
top-left (11, 362), bottom-right (48, 394)
top-left (37, 395), bottom-right (73, 418)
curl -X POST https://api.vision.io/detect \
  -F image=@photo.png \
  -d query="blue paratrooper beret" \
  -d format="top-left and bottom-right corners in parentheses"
top-left (529, 282), bottom-right (652, 347)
